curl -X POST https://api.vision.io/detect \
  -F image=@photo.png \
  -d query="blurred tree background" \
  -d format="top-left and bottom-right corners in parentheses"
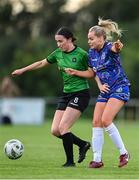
top-left (0, 0), bottom-right (139, 98)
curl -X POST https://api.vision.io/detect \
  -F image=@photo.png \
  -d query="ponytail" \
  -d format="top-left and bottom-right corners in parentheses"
top-left (89, 17), bottom-right (122, 40)
top-left (98, 17), bottom-right (122, 39)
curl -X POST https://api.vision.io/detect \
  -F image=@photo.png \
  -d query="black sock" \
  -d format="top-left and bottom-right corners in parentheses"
top-left (61, 132), bottom-right (74, 163)
top-left (71, 133), bottom-right (87, 148)
top-left (58, 133), bottom-right (86, 148)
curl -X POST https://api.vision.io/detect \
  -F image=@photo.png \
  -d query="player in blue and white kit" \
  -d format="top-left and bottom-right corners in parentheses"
top-left (65, 18), bottom-right (130, 168)
top-left (88, 37), bottom-right (130, 103)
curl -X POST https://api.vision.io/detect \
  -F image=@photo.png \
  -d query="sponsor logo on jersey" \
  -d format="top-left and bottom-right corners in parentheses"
top-left (91, 58), bottom-right (97, 61)
top-left (101, 52), bottom-right (106, 60)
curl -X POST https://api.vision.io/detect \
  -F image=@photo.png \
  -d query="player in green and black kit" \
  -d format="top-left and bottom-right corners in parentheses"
top-left (11, 27), bottom-right (95, 167)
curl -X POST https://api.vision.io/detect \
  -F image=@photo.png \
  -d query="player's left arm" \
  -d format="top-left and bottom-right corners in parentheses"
top-left (95, 76), bottom-right (110, 93)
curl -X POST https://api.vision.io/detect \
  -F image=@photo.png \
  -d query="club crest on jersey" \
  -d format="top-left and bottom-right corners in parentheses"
top-left (72, 58), bottom-right (77, 62)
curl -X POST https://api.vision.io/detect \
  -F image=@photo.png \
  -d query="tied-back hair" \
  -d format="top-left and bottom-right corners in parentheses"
top-left (56, 27), bottom-right (76, 42)
top-left (89, 17), bottom-right (122, 40)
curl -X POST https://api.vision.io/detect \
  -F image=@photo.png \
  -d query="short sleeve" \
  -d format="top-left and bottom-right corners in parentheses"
top-left (47, 50), bottom-right (57, 64)
top-left (107, 42), bottom-right (113, 51)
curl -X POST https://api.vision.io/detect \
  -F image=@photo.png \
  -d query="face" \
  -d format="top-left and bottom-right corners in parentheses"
top-left (88, 31), bottom-right (104, 50)
top-left (55, 35), bottom-right (72, 52)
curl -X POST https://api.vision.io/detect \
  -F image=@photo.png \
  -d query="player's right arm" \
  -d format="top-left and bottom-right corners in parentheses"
top-left (11, 59), bottom-right (49, 76)
top-left (65, 67), bottom-right (95, 78)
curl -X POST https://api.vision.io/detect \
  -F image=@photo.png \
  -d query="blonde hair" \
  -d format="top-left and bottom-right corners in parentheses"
top-left (89, 17), bottom-right (122, 40)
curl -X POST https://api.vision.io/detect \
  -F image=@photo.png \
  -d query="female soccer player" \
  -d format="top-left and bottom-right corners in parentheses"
top-left (65, 18), bottom-right (130, 168)
top-left (11, 27), bottom-right (94, 167)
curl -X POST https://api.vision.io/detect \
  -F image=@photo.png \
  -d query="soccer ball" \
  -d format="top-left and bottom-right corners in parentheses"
top-left (4, 139), bottom-right (24, 160)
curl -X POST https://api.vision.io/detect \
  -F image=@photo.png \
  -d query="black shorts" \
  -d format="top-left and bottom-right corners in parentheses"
top-left (56, 89), bottom-right (90, 113)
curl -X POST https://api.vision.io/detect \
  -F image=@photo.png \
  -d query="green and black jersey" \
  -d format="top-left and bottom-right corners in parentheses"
top-left (47, 46), bottom-right (89, 93)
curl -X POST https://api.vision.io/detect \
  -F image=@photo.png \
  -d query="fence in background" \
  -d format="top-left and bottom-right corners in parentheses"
top-left (0, 97), bottom-right (138, 125)
top-left (46, 97), bottom-right (139, 121)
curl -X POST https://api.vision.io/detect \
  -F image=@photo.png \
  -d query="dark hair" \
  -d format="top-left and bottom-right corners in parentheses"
top-left (56, 27), bottom-right (76, 42)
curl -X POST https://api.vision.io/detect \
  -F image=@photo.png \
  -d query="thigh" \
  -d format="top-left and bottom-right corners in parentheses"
top-left (102, 98), bottom-right (124, 126)
top-left (51, 110), bottom-right (64, 135)
top-left (59, 107), bottom-right (81, 135)
top-left (93, 102), bottom-right (106, 127)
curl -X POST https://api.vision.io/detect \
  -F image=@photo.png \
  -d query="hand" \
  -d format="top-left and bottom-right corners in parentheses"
top-left (99, 83), bottom-right (110, 93)
top-left (114, 39), bottom-right (123, 52)
top-left (64, 68), bottom-right (77, 75)
top-left (11, 69), bottom-right (24, 76)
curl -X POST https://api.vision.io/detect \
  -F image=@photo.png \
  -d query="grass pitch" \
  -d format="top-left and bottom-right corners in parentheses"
top-left (0, 119), bottom-right (139, 179)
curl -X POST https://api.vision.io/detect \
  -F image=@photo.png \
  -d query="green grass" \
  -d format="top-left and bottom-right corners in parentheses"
top-left (0, 119), bottom-right (139, 179)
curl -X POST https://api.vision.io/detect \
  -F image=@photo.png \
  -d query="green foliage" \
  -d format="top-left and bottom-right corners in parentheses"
top-left (0, 3), bottom-right (12, 23)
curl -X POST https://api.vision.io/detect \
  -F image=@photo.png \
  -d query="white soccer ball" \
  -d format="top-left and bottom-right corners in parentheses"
top-left (4, 139), bottom-right (24, 160)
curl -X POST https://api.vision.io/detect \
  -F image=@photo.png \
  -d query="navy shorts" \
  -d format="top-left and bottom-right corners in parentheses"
top-left (97, 85), bottom-right (130, 103)
top-left (56, 89), bottom-right (90, 112)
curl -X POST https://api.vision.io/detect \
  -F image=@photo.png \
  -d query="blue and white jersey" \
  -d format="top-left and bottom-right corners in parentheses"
top-left (88, 41), bottom-right (130, 88)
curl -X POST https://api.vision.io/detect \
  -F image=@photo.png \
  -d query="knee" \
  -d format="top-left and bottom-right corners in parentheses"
top-left (93, 118), bottom-right (102, 127)
top-left (101, 116), bottom-right (111, 127)
top-left (51, 127), bottom-right (60, 137)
